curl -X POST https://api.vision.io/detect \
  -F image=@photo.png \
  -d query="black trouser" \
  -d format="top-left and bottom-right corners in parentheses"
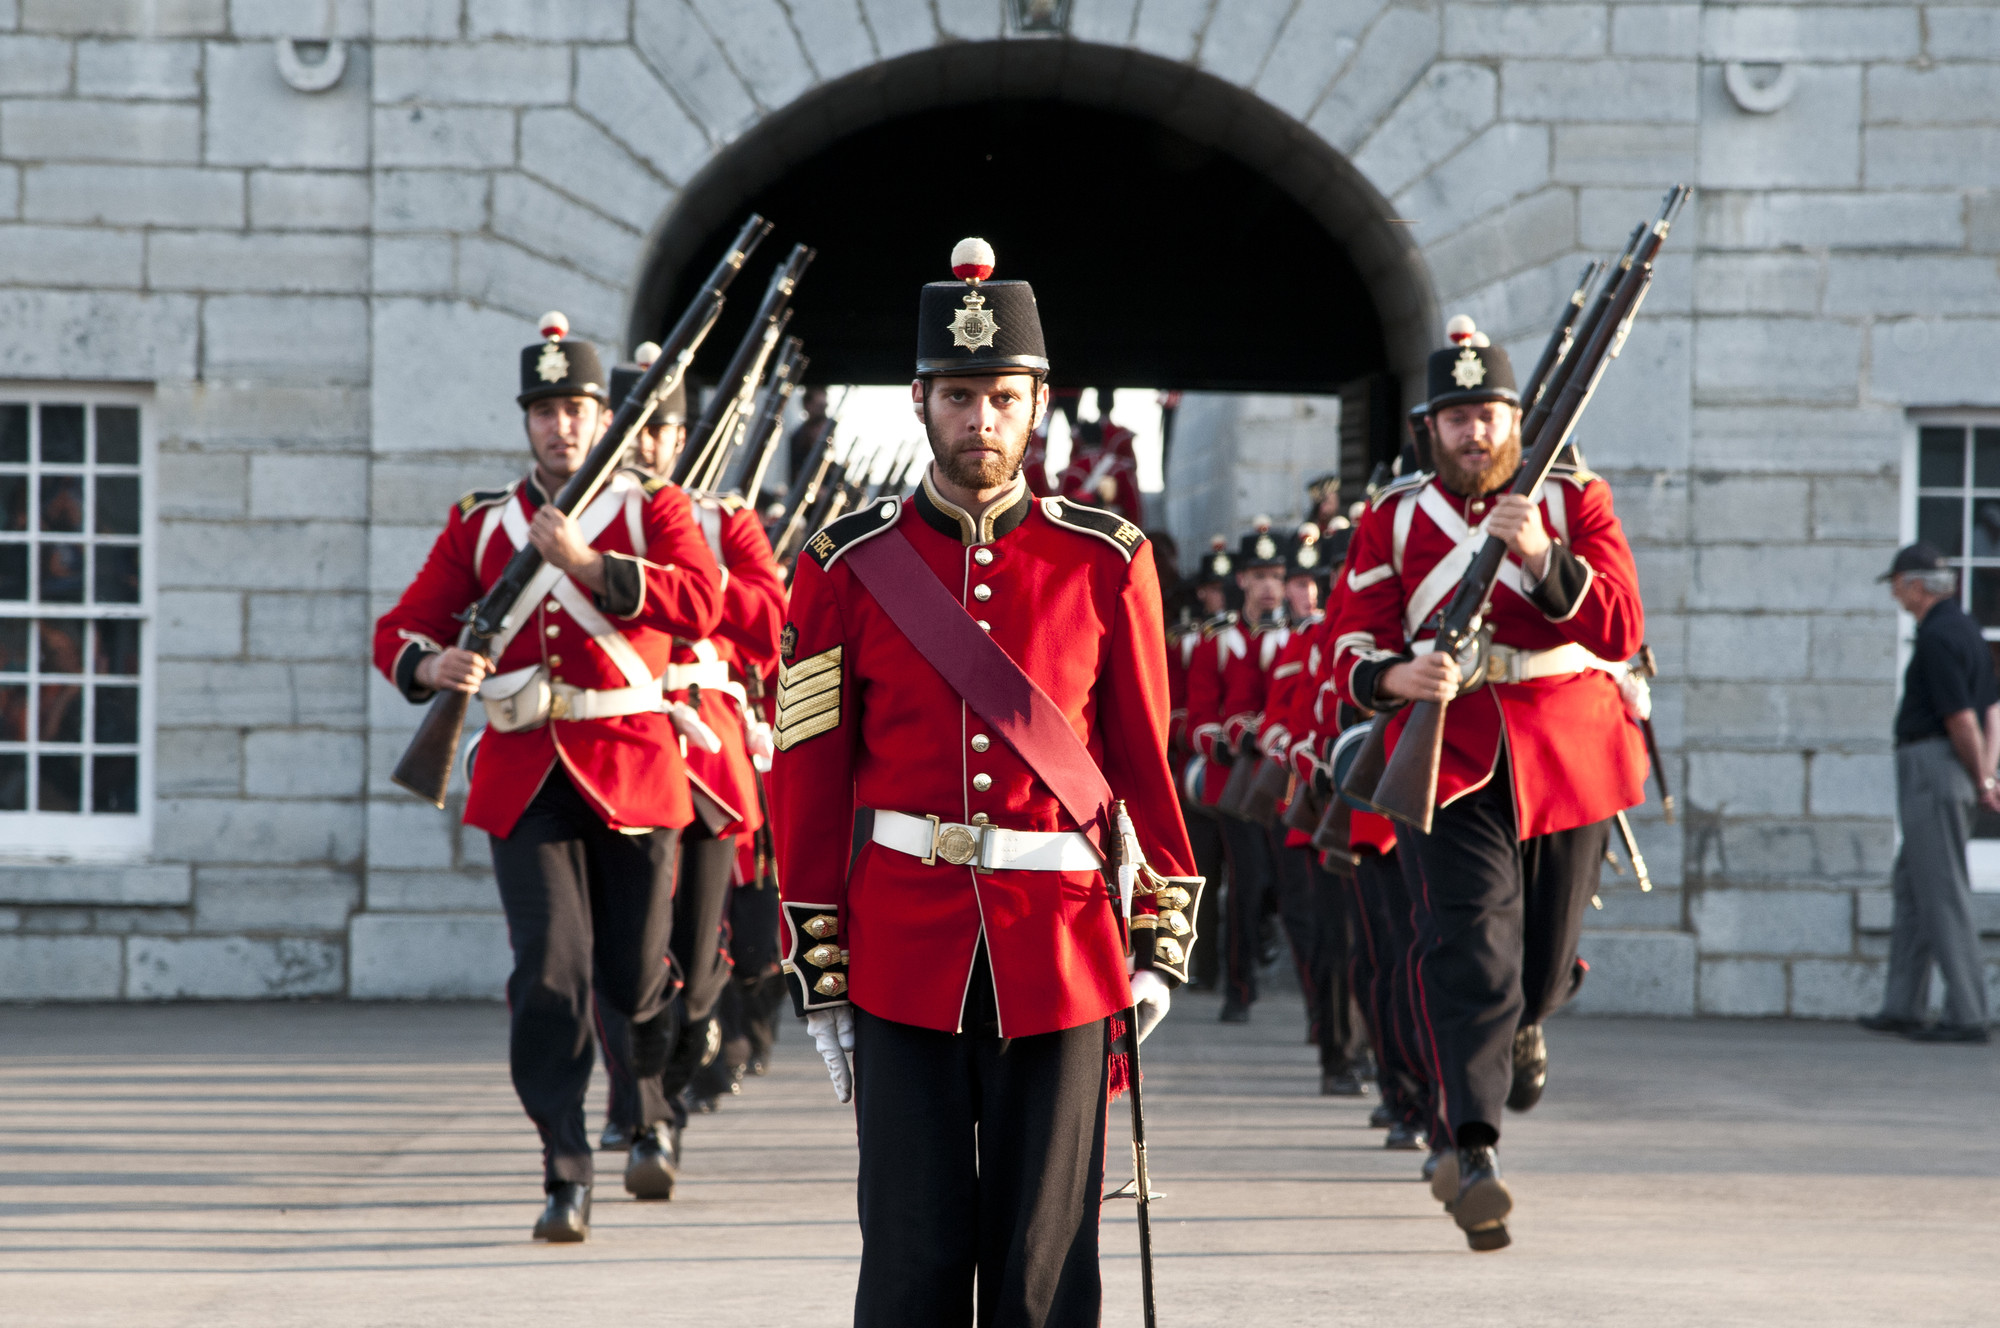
top-left (488, 768), bottom-right (680, 1189)
top-left (852, 954), bottom-right (1109, 1328)
top-left (727, 873), bottom-right (788, 1066)
top-left (1353, 849), bottom-right (1432, 1129)
top-left (1185, 810), bottom-right (1226, 988)
top-left (1399, 759), bottom-right (1604, 1147)
top-left (596, 818), bottom-right (738, 1133)
top-left (1304, 850), bottom-right (1370, 1075)
top-left (1218, 815), bottom-right (1279, 1006)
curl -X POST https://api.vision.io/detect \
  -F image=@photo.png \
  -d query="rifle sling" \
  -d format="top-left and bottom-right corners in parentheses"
top-left (842, 526), bottom-right (1113, 856)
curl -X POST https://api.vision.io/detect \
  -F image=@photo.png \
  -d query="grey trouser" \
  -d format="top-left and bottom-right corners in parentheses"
top-left (1883, 737), bottom-right (1990, 1027)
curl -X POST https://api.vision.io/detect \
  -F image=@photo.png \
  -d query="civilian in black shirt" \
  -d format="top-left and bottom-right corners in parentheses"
top-left (1864, 543), bottom-right (1996, 1043)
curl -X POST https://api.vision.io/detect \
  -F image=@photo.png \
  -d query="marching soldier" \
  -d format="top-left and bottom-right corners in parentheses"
top-left (591, 345), bottom-right (788, 1159)
top-left (1178, 537), bottom-right (1237, 991)
top-left (1200, 519), bottom-right (1289, 1022)
top-left (1054, 387), bottom-right (1143, 524)
top-left (373, 314), bottom-right (724, 1241)
top-left (770, 239), bottom-right (1202, 1325)
top-left (1329, 317), bottom-right (1646, 1250)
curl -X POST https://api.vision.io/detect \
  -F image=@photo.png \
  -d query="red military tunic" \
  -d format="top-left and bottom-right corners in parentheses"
top-left (770, 477), bottom-right (1197, 1038)
top-left (674, 489), bottom-right (787, 835)
top-left (1329, 466), bottom-right (1647, 838)
top-left (373, 470), bottom-right (724, 838)
top-left (1219, 614), bottom-right (1291, 755)
top-left (1183, 614), bottom-right (1237, 806)
top-left (1055, 438), bottom-right (1143, 526)
top-left (1256, 614), bottom-right (1321, 845)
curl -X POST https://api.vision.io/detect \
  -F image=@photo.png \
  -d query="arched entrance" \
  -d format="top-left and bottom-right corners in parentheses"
top-left (627, 41), bottom-right (1436, 523)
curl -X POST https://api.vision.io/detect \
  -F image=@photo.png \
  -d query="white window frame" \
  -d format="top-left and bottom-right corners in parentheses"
top-left (1902, 408), bottom-right (2000, 891)
top-left (0, 384), bottom-right (156, 860)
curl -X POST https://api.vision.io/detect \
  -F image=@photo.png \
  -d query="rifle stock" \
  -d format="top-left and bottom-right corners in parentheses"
top-left (391, 624), bottom-right (476, 807)
top-left (1367, 699), bottom-right (1445, 833)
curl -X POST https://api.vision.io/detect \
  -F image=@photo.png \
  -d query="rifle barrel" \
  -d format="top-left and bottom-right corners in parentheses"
top-left (672, 243), bottom-right (814, 486)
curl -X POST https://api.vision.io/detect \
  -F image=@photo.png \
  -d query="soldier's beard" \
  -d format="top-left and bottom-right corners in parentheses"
top-left (1434, 424), bottom-right (1522, 498)
top-left (926, 416), bottom-right (1028, 493)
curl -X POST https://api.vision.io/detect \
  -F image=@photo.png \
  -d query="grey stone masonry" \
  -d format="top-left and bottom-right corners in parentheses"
top-left (0, 1), bottom-right (1992, 1016)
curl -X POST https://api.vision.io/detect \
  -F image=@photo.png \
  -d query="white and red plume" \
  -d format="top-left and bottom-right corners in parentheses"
top-left (1445, 314), bottom-right (1490, 347)
top-left (951, 237), bottom-right (996, 284)
top-left (538, 311), bottom-right (570, 342)
top-left (633, 341), bottom-right (661, 370)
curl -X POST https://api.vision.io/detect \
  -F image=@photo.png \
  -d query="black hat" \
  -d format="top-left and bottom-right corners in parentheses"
top-left (1305, 472), bottom-right (1340, 506)
top-left (1285, 522), bottom-right (1326, 579)
top-left (1426, 315), bottom-right (1518, 412)
top-left (1195, 535), bottom-right (1233, 586)
top-left (1879, 541), bottom-right (1951, 582)
top-left (1237, 517), bottom-right (1285, 571)
top-left (518, 311), bottom-right (608, 407)
top-left (609, 341), bottom-right (687, 424)
top-left (915, 238), bottom-right (1049, 378)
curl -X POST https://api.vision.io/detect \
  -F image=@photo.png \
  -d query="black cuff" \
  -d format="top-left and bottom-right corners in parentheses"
top-left (1132, 875), bottom-right (1204, 986)
top-left (394, 642), bottom-right (438, 703)
top-left (780, 900), bottom-right (850, 1015)
top-left (1350, 651), bottom-right (1413, 713)
top-left (1526, 542), bottom-right (1592, 621)
top-left (593, 552), bottom-right (646, 619)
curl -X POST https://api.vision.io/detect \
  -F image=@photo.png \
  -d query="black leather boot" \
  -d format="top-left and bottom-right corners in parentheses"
top-left (533, 1182), bottom-right (591, 1242)
top-left (1453, 1145), bottom-right (1513, 1250)
top-left (1507, 1024), bottom-right (1547, 1112)
top-left (624, 1123), bottom-right (679, 1200)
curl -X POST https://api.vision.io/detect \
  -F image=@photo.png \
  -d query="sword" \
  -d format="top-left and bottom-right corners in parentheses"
top-left (1105, 799), bottom-right (1159, 1328)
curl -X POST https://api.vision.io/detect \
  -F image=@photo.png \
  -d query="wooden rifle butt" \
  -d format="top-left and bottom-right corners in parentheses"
top-left (1338, 712), bottom-right (1391, 804)
top-left (1309, 792), bottom-right (1353, 858)
top-left (392, 687), bottom-right (471, 809)
top-left (1371, 698), bottom-right (1445, 833)
top-left (1241, 756), bottom-right (1292, 827)
top-left (1282, 771), bottom-right (1326, 834)
top-left (1214, 745), bottom-right (1262, 821)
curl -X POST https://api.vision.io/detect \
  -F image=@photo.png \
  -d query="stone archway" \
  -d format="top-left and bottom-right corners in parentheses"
top-left (626, 41), bottom-right (1436, 401)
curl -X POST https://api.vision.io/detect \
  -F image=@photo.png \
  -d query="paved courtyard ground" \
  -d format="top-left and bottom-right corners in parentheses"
top-left (2, 988), bottom-right (1996, 1327)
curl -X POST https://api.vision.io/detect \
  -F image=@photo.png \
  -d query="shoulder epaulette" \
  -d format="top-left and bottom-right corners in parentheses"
top-left (1546, 460), bottom-right (1600, 489)
top-left (1369, 471), bottom-right (1430, 510)
top-left (1201, 610), bottom-right (1238, 640)
top-left (803, 497), bottom-right (902, 570)
top-left (456, 483), bottom-right (517, 518)
top-left (688, 488), bottom-right (748, 513)
top-left (1038, 496), bottom-right (1146, 561)
top-left (640, 474), bottom-right (676, 497)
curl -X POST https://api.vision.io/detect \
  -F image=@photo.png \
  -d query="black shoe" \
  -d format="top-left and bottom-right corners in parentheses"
top-left (1321, 1069), bottom-right (1367, 1097)
top-left (1384, 1120), bottom-right (1427, 1152)
top-left (1369, 1101), bottom-right (1395, 1129)
top-left (598, 1120), bottom-right (631, 1152)
top-left (1907, 1023), bottom-right (1991, 1044)
top-left (623, 1124), bottom-right (678, 1200)
top-left (1453, 1145), bottom-right (1513, 1248)
top-left (1218, 999), bottom-right (1251, 1024)
top-left (1506, 1024), bottom-right (1547, 1113)
top-left (1426, 1145), bottom-right (1456, 1200)
top-left (532, 1182), bottom-right (590, 1242)
top-left (1858, 1014), bottom-right (1918, 1035)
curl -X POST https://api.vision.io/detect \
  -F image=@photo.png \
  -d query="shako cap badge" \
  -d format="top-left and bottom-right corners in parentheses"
top-left (536, 310), bottom-right (570, 383)
top-left (947, 237), bottom-right (1000, 352)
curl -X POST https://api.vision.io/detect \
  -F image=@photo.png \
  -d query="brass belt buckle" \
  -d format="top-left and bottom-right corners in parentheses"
top-left (936, 823), bottom-right (979, 866)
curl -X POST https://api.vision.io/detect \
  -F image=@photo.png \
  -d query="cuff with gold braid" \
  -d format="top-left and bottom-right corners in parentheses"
top-left (781, 899), bottom-right (851, 1016)
top-left (1130, 870), bottom-right (1204, 986)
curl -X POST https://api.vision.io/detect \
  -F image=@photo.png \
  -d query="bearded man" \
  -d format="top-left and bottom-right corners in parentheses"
top-left (1328, 318), bottom-right (1647, 1252)
top-left (768, 239), bottom-right (1202, 1326)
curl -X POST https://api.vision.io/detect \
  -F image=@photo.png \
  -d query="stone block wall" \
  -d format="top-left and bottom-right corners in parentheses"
top-left (0, 1), bottom-right (1992, 1015)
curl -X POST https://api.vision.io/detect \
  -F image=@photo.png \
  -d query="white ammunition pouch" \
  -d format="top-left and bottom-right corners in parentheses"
top-left (479, 665), bottom-right (668, 733)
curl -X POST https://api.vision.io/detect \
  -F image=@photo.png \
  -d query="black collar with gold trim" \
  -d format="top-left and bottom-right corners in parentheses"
top-left (914, 471), bottom-right (1033, 546)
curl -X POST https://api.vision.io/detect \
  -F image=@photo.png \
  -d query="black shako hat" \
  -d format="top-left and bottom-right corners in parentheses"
top-left (1426, 315), bottom-right (1519, 412)
top-left (915, 237), bottom-right (1049, 378)
top-left (609, 341), bottom-right (687, 424)
top-left (1879, 541), bottom-right (1951, 582)
top-left (1237, 517), bottom-right (1285, 571)
top-left (518, 311), bottom-right (608, 407)
top-left (1195, 535), bottom-right (1233, 586)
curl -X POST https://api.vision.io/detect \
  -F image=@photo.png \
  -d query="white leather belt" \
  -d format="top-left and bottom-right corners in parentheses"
top-left (663, 660), bottom-right (729, 692)
top-left (1411, 640), bottom-right (1609, 685)
top-left (478, 664), bottom-right (665, 732)
top-left (871, 808), bottom-right (1102, 873)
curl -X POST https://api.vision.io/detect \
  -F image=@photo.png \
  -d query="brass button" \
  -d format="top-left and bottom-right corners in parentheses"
top-left (972, 584), bottom-right (993, 602)
top-left (549, 654), bottom-right (562, 666)
top-left (972, 773), bottom-right (992, 792)
top-left (546, 600), bottom-right (560, 614)
top-left (970, 734), bottom-right (990, 752)
top-left (977, 620), bottom-right (990, 631)
top-left (546, 624), bottom-right (560, 637)
top-left (971, 812), bottom-right (989, 824)
top-left (974, 548), bottom-right (994, 566)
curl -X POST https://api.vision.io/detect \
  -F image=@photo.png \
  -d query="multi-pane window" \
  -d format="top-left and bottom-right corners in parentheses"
top-left (0, 395), bottom-right (151, 853)
top-left (1914, 420), bottom-right (2000, 638)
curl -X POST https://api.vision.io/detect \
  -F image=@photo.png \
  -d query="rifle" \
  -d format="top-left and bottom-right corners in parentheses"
top-left (1520, 260), bottom-right (1607, 410)
top-left (672, 242), bottom-right (815, 488)
top-left (391, 214), bottom-right (773, 808)
top-left (723, 336), bottom-right (807, 504)
top-left (1345, 186), bottom-right (1688, 833)
top-left (690, 306), bottom-right (792, 492)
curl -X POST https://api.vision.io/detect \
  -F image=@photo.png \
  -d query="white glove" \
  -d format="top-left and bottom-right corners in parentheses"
top-left (746, 719), bottom-right (775, 772)
top-left (666, 701), bottom-right (724, 754)
top-left (1129, 969), bottom-right (1171, 1045)
top-left (1618, 671), bottom-right (1653, 722)
top-left (805, 1006), bottom-right (856, 1103)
